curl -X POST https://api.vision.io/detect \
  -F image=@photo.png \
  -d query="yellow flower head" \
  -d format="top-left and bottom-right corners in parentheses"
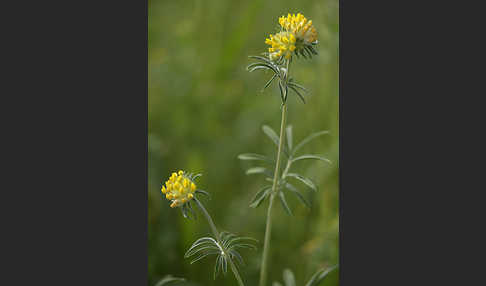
top-left (161, 170), bottom-right (197, 208)
top-left (265, 13), bottom-right (317, 61)
top-left (265, 31), bottom-right (296, 61)
top-left (279, 13), bottom-right (317, 44)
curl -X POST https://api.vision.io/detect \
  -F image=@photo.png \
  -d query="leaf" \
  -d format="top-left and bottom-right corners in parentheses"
top-left (285, 182), bottom-right (311, 208)
top-left (220, 231), bottom-right (237, 242)
top-left (245, 167), bottom-right (267, 175)
top-left (185, 237), bottom-right (218, 257)
top-left (284, 82), bottom-right (289, 102)
top-left (292, 155), bottom-right (331, 164)
top-left (278, 80), bottom-right (286, 103)
top-left (304, 46), bottom-right (313, 58)
top-left (247, 62), bottom-right (279, 74)
top-left (221, 255), bottom-right (228, 275)
top-left (262, 74), bottom-right (278, 91)
top-left (180, 206), bottom-right (188, 219)
top-left (248, 55), bottom-right (275, 65)
top-left (305, 265), bottom-right (338, 286)
top-left (286, 125), bottom-right (293, 151)
top-left (238, 153), bottom-right (271, 162)
top-left (283, 269), bottom-right (296, 286)
top-left (195, 189), bottom-right (211, 199)
top-left (190, 251), bottom-right (219, 264)
top-left (288, 80), bottom-right (308, 92)
top-left (289, 85), bottom-right (306, 104)
top-left (155, 275), bottom-right (186, 286)
top-left (285, 173), bottom-right (317, 191)
top-left (192, 173), bottom-right (202, 180)
top-left (214, 255), bottom-right (222, 280)
top-left (229, 249), bottom-right (245, 266)
top-left (279, 191), bottom-right (293, 216)
top-left (262, 125), bottom-right (281, 149)
top-left (308, 45), bottom-right (318, 55)
top-left (226, 237), bottom-right (258, 250)
top-left (250, 186), bottom-right (272, 208)
top-left (300, 49), bottom-right (308, 59)
top-left (248, 65), bottom-right (273, 73)
top-left (185, 245), bottom-right (219, 258)
top-left (230, 243), bottom-right (257, 250)
top-left (292, 131), bottom-right (330, 156)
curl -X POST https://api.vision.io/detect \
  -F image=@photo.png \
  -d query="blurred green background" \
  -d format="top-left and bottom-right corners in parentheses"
top-left (148, 0), bottom-right (339, 285)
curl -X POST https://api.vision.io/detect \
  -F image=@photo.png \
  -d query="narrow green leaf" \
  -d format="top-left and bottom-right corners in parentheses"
top-left (250, 62), bottom-right (279, 74)
top-left (279, 191), bottom-right (293, 216)
top-left (308, 45), bottom-right (318, 55)
top-left (293, 131), bottom-right (330, 155)
top-left (249, 66), bottom-right (272, 73)
top-left (225, 236), bottom-right (259, 249)
top-left (229, 249), bottom-right (244, 266)
top-left (250, 186), bottom-right (271, 208)
top-left (185, 245), bottom-right (220, 258)
top-left (304, 46), bottom-right (313, 58)
top-left (238, 153), bottom-right (271, 162)
top-left (263, 74), bottom-right (277, 91)
top-left (286, 125), bottom-right (293, 151)
top-left (221, 255), bottom-right (228, 275)
top-left (185, 237), bottom-right (217, 257)
top-left (155, 275), bottom-right (186, 286)
top-left (289, 80), bottom-right (308, 92)
top-left (292, 155), bottom-right (331, 164)
top-left (220, 231), bottom-right (236, 240)
top-left (230, 243), bottom-right (257, 250)
top-left (305, 265), bottom-right (338, 286)
top-left (283, 269), bottom-right (296, 286)
top-left (248, 55), bottom-right (274, 65)
top-left (245, 167), bottom-right (267, 175)
top-left (262, 125), bottom-right (280, 147)
top-left (285, 182), bottom-right (311, 208)
top-left (278, 79), bottom-right (285, 102)
top-left (300, 49), bottom-right (308, 59)
top-left (195, 190), bottom-right (211, 200)
top-left (289, 85), bottom-right (306, 104)
top-left (285, 173), bottom-right (317, 191)
top-left (214, 256), bottom-right (222, 279)
top-left (190, 251), bottom-right (219, 264)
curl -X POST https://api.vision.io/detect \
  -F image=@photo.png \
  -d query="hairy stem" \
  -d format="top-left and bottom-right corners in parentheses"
top-left (259, 101), bottom-right (288, 286)
top-left (194, 198), bottom-right (245, 286)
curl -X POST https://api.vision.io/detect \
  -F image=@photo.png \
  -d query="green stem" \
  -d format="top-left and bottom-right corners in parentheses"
top-left (259, 101), bottom-right (288, 286)
top-left (194, 198), bottom-right (245, 286)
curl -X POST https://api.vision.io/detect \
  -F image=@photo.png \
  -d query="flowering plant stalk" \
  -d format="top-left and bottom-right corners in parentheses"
top-left (157, 12), bottom-right (337, 286)
top-left (160, 171), bottom-right (256, 286)
top-left (244, 13), bottom-right (335, 286)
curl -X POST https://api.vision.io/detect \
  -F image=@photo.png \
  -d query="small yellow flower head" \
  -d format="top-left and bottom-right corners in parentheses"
top-left (279, 13), bottom-right (317, 44)
top-left (265, 31), bottom-right (296, 61)
top-left (266, 13), bottom-right (317, 61)
top-left (162, 170), bottom-right (197, 208)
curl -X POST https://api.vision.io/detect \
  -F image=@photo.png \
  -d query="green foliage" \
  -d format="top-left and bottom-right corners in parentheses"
top-left (238, 125), bottom-right (331, 213)
top-left (272, 266), bottom-right (338, 286)
top-left (184, 232), bottom-right (257, 280)
top-left (247, 55), bottom-right (311, 104)
top-left (155, 275), bottom-right (186, 286)
top-left (304, 265), bottom-right (338, 286)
